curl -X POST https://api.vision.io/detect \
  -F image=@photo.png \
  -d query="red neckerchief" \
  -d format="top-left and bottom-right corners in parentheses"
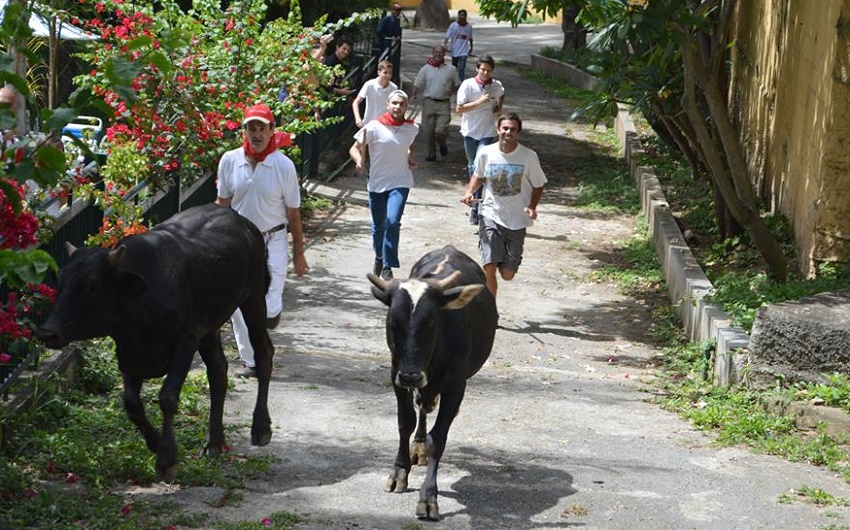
top-left (427, 57), bottom-right (444, 68)
top-left (243, 131), bottom-right (292, 162)
top-left (457, 19), bottom-right (468, 26)
top-left (475, 75), bottom-right (492, 87)
top-left (377, 112), bottom-right (413, 126)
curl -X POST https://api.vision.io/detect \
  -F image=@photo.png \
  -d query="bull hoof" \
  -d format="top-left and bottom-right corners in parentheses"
top-left (155, 459), bottom-right (178, 482)
top-left (251, 428), bottom-right (272, 446)
top-left (416, 498), bottom-right (440, 521)
top-left (411, 441), bottom-right (428, 466)
top-left (202, 443), bottom-right (223, 458)
top-left (384, 468), bottom-right (409, 493)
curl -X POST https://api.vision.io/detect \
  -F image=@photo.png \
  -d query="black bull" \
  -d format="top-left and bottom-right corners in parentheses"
top-left (37, 204), bottom-right (274, 479)
top-left (368, 245), bottom-right (498, 521)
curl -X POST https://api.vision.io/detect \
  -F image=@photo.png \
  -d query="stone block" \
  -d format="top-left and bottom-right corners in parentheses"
top-left (749, 289), bottom-right (850, 382)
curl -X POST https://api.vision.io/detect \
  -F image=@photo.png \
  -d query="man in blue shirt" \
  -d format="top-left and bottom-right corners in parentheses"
top-left (374, 3), bottom-right (403, 85)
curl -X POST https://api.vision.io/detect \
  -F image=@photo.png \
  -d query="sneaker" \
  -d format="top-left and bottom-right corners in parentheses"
top-left (236, 364), bottom-right (257, 379)
top-left (424, 156), bottom-right (437, 162)
top-left (380, 267), bottom-right (394, 280)
top-left (373, 257), bottom-right (383, 276)
top-left (439, 142), bottom-right (448, 156)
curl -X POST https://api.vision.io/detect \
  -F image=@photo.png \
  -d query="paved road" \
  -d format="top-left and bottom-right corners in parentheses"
top-left (138, 19), bottom-right (850, 530)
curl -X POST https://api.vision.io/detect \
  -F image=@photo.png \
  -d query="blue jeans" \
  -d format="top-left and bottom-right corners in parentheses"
top-left (369, 187), bottom-right (410, 269)
top-left (463, 135), bottom-right (497, 219)
top-left (452, 55), bottom-right (469, 81)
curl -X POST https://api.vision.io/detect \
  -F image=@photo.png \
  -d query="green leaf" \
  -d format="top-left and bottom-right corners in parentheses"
top-left (0, 249), bottom-right (57, 288)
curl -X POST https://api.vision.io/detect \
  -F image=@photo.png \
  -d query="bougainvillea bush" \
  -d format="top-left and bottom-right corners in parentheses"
top-left (68, 0), bottom-right (372, 242)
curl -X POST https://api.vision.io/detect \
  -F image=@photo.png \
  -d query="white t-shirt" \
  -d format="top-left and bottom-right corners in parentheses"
top-left (356, 78), bottom-right (398, 125)
top-left (216, 147), bottom-right (301, 232)
top-left (475, 142), bottom-right (547, 230)
top-left (445, 22), bottom-right (473, 58)
top-left (353, 120), bottom-right (419, 193)
top-left (457, 77), bottom-right (505, 140)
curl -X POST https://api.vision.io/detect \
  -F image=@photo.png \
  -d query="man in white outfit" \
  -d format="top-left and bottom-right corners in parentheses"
top-left (216, 104), bottom-right (308, 377)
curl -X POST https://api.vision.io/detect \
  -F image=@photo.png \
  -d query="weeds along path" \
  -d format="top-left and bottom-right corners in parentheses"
top-left (125, 62), bottom-right (850, 530)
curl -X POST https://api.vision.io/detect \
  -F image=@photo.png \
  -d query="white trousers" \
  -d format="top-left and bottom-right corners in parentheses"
top-left (231, 230), bottom-right (289, 368)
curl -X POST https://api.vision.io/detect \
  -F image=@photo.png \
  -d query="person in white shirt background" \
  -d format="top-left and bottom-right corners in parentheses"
top-left (455, 54), bottom-right (505, 226)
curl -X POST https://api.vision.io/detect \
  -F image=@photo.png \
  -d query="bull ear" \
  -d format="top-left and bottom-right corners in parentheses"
top-left (443, 284), bottom-right (484, 310)
top-left (65, 241), bottom-right (77, 257)
top-left (108, 245), bottom-right (127, 268)
top-left (117, 270), bottom-right (148, 298)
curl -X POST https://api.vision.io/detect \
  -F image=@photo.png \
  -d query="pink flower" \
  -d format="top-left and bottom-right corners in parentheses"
top-left (261, 518), bottom-right (272, 526)
top-left (0, 353), bottom-right (10, 364)
top-left (120, 505), bottom-right (131, 516)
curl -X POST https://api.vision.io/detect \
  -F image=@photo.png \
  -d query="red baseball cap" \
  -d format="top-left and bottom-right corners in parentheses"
top-left (242, 104), bottom-right (274, 126)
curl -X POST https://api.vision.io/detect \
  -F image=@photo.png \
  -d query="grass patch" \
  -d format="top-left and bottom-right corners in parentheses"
top-left (0, 338), bottom-right (290, 530)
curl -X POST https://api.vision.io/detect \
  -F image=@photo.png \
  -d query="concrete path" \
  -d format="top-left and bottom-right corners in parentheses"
top-left (135, 20), bottom-right (850, 530)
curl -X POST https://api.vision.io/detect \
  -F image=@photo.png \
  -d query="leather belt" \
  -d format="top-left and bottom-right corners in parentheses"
top-left (426, 97), bottom-right (449, 102)
top-left (261, 223), bottom-right (287, 237)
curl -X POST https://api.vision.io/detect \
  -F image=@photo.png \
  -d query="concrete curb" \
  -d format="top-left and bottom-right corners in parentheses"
top-left (530, 54), bottom-right (598, 91)
top-left (614, 106), bottom-right (750, 387)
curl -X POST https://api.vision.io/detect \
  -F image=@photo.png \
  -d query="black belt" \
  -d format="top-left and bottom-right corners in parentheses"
top-left (426, 97), bottom-right (449, 102)
top-left (261, 223), bottom-right (287, 237)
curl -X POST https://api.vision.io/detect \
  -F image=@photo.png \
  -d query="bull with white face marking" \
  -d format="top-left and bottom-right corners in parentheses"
top-left (368, 244), bottom-right (498, 521)
top-left (37, 204), bottom-right (274, 479)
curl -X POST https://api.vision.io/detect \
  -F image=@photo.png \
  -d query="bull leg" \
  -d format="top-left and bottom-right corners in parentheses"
top-left (411, 404), bottom-right (428, 466)
top-left (385, 383), bottom-right (415, 493)
top-left (412, 391), bottom-right (439, 466)
top-left (416, 379), bottom-right (467, 521)
top-left (240, 296), bottom-right (273, 446)
top-left (198, 331), bottom-right (228, 456)
top-left (155, 338), bottom-right (196, 480)
top-left (122, 374), bottom-right (159, 453)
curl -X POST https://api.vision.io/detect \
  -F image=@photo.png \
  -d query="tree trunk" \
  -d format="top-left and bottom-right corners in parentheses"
top-left (561, 3), bottom-right (586, 51)
top-left (415, 0), bottom-right (450, 30)
top-left (681, 43), bottom-right (787, 281)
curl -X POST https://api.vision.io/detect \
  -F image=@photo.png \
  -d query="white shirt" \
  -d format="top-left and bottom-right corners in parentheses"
top-left (445, 22), bottom-right (473, 57)
top-left (356, 78), bottom-right (398, 125)
top-left (475, 142), bottom-right (547, 230)
top-left (354, 119), bottom-right (419, 193)
top-left (457, 77), bottom-right (505, 140)
top-left (216, 147), bottom-right (301, 232)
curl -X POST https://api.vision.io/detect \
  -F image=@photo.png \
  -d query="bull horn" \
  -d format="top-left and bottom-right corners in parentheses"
top-left (65, 241), bottom-right (77, 257)
top-left (367, 272), bottom-right (390, 291)
top-left (108, 245), bottom-right (127, 267)
top-left (435, 270), bottom-right (462, 290)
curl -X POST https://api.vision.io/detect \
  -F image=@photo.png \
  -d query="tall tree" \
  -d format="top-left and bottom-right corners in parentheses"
top-left (480, 0), bottom-right (788, 281)
top-left (476, 0), bottom-right (587, 51)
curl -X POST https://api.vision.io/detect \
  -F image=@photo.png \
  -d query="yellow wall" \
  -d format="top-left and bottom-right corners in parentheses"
top-left (731, 0), bottom-right (850, 274)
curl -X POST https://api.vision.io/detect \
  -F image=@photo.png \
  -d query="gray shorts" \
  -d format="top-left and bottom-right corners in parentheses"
top-left (478, 216), bottom-right (526, 272)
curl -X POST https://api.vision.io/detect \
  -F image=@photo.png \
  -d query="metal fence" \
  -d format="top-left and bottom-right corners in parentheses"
top-left (0, 171), bottom-right (216, 398)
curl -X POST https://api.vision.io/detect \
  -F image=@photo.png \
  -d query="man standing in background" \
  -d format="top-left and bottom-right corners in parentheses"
top-left (444, 10), bottom-right (473, 80)
top-left (374, 3), bottom-right (403, 85)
